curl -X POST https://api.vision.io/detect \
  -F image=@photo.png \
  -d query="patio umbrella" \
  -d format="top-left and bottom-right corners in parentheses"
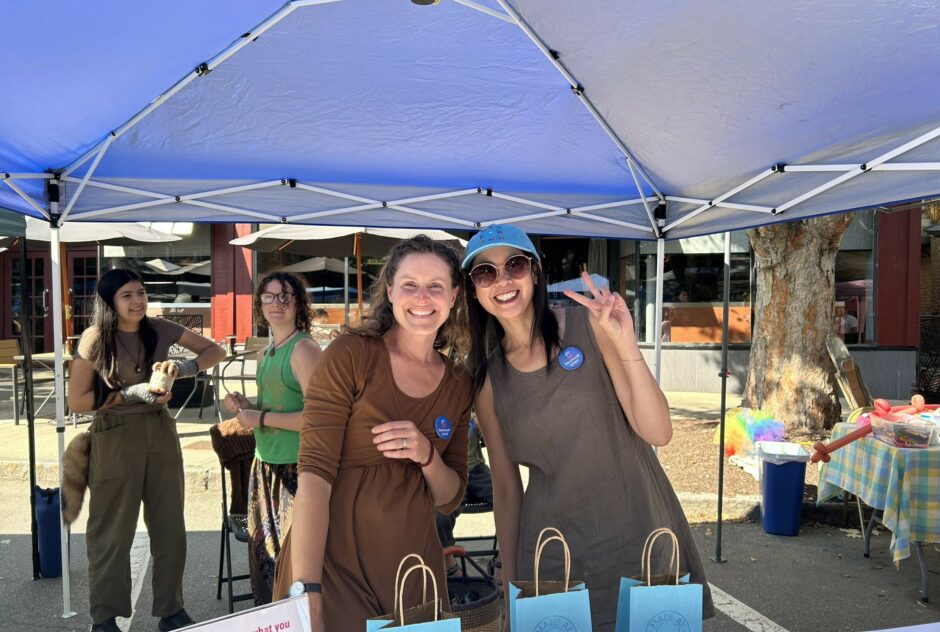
top-left (231, 225), bottom-right (465, 316)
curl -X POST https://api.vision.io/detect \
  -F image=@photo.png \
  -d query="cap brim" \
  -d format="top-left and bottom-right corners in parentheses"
top-left (461, 241), bottom-right (539, 269)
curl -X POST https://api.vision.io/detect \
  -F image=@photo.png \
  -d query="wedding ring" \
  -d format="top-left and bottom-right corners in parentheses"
top-left (401, 438), bottom-right (407, 450)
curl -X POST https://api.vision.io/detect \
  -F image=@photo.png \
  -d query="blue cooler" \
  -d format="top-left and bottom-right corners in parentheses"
top-left (757, 442), bottom-right (810, 536)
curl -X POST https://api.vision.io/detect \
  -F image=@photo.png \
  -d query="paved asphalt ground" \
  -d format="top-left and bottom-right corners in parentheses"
top-left (0, 379), bottom-right (938, 631)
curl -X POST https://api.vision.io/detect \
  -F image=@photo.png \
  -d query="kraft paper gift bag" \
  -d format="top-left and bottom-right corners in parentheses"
top-left (615, 527), bottom-right (703, 632)
top-left (367, 555), bottom-right (461, 631)
top-left (185, 594), bottom-right (310, 631)
top-left (508, 527), bottom-right (592, 632)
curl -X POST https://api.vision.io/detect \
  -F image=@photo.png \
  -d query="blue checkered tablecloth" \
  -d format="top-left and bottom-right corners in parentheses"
top-left (818, 422), bottom-right (940, 563)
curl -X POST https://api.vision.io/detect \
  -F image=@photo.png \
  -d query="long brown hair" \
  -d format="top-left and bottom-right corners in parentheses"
top-left (349, 235), bottom-right (469, 358)
top-left (89, 268), bottom-right (158, 406)
top-left (253, 270), bottom-right (313, 333)
top-left (465, 254), bottom-right (559, 394)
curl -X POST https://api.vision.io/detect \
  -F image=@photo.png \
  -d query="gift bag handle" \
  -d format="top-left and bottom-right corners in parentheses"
top-left (398, 563), bottom-right (441, 625)
top-left (639, 528), bottom-right (676, 580)
top-left (642, 528), bottom-right (680, 586)
top-left (393, 554), bottom-right (428, 616)
top-left (534, 534), bottom-right (571, 596)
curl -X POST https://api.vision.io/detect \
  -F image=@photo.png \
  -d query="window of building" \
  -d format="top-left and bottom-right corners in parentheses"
top-left (834, 211), bottom-right (875, 345)
top-left (632, 232), bottom-right (753, 345)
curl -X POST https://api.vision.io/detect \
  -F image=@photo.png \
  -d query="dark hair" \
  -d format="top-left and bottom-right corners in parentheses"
top-left (465, 252), bottom-right (560, 394)
top-left (89, 268), bottom-right (158, 406)
top-left (253, 271), bottom-right (313, 333)
top-left (350, 235), bottom-right (469, 358)
top-left (313, 308), bottom-right (329, 321)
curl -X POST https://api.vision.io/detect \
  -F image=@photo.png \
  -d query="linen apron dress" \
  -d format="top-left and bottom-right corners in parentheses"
top-left (489, 307), bottom-right (714, 630)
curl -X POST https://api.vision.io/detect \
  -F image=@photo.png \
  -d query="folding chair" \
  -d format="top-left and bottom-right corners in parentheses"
top-left (209, 422), bottom-right (256, 612)
top-left (456, 500), bottom-right (500, 575)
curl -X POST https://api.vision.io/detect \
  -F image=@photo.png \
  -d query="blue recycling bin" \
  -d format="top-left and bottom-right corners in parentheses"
top-left (34, 486), bottom-right (62, 578)
top-left (758, 442), bottom-right (810, 536)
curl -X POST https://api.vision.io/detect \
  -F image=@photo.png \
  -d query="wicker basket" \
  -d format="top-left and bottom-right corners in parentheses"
top-left (448, 574), bottom-right (502, 632)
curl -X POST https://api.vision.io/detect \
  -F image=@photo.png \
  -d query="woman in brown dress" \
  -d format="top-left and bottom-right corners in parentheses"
top-left (463, 224), bottom-right (714, 631)
top-left (280, 235), bottom-right (473, 631)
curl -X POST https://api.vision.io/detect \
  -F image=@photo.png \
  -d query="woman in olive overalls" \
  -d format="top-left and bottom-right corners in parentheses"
top-left (69, 268), bottom-right (225, 632)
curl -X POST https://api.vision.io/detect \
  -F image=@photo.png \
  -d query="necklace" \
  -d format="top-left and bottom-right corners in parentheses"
top-left (116, 333), bottom-right (144, 373)
top-left (268, 328), bottom-right (298, 356)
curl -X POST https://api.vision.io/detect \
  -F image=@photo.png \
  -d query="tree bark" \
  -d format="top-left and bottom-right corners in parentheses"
top-left (743, 214), bottom-right (855, 432)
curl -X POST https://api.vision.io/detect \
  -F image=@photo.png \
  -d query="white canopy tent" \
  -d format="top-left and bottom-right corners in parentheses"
top-left (3, 0), bottom-right (940, 615)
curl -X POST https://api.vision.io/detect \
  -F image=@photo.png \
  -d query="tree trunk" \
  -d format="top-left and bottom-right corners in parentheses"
top-left (743, 214), bottom-right (855, 432)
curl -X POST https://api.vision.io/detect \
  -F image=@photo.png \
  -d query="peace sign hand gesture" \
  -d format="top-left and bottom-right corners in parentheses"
top-left (563, 271), bottom-right (640, 358)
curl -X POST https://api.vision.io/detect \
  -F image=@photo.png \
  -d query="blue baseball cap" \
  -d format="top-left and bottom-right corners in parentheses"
top-left (461, 224), bottom-right (540, 270)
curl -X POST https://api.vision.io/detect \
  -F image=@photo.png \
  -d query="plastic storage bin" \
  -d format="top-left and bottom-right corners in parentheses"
top-left (756, 441), bottom-right (810, 536)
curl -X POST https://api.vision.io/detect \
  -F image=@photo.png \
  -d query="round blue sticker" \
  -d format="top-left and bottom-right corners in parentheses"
top-left (434, 416), bottom-right (453, 440)
top-left (558, 346), bottom-right (584, 371)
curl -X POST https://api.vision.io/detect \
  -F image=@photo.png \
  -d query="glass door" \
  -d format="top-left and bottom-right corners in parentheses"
top-left (11, 251), bottom-right (53, 353)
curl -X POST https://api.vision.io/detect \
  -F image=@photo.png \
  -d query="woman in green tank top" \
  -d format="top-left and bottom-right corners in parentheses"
top-left (223, 271), bottom-right (322, 605)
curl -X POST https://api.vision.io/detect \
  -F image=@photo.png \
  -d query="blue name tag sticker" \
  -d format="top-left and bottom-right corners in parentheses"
top-left (434, 416), bottom-right (453, 440)
top-left (558, 345), bottom-right (584, 370)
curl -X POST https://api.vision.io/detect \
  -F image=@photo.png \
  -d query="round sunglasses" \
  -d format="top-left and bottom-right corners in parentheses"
top-left (468, 254), bottom-right (533, 288)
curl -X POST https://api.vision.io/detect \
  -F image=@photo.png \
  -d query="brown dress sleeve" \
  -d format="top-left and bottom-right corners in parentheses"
top-left (434, 364), bottom-right (473, 514)
top-left (297, 334), bottom-right (362, 484)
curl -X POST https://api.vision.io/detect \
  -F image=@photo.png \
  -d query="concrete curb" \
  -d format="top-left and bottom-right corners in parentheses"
top-left (1, 459), bottom-right (223, 494)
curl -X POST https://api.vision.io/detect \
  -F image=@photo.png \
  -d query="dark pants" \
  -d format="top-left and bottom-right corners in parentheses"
top-left (436, 463), bottom-right (493, 548)
top-left (86, 407), bottom-right (186, 623)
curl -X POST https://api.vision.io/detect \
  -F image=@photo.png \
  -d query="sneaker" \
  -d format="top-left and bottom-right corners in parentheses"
top-left (90, 617), bottom-right (120, 632)
top-left (158, 609), bottom-right (195, 631)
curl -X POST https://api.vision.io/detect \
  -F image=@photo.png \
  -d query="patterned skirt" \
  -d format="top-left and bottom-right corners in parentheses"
top-left (247, 459), bottom-right (298, 605)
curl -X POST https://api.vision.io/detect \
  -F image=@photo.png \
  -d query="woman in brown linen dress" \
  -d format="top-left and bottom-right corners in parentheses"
top-left (278, 236), bottom-right (473, 631)
top-left (463, 224), bottom-right (714, 631)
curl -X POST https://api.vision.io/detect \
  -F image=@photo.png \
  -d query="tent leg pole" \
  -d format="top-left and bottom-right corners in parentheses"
top-left (343, 257), bottom-right (350, 327)
top-left (713, 231), bottom-right (732, 564)
top-left (652, 238), bottom-right (665, 383)
top-left (51, 228), bottom-right (76, 618)
top-left (19, 239), bottom-right (40, 580)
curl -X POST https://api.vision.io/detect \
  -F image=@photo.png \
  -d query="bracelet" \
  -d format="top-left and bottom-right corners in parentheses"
top-left (419, 440), bottom-right (436, 468)
top-left (259, 410), bottom-right (267, 428)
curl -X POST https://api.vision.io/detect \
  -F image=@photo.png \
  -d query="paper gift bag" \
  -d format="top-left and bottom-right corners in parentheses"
top-left (367, 555), bottom-right (461, 631)
top-left (185, 595), bottom-right (310, 631)
top-left (508, 527), bottom-right (592, 632)
top-left (615, 527), bottom-right (703, 632)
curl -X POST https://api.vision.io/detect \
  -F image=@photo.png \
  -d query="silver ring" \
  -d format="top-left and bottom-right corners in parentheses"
top-left (401, 438), bottom-right (407, 449)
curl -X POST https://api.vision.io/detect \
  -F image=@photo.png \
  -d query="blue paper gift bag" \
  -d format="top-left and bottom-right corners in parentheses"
top-left (367, 556), bottom-right (460, 631)
top-left (615, 528), bottom-right (702, 632)
top-left (508, 528), bottom-right (592, 632)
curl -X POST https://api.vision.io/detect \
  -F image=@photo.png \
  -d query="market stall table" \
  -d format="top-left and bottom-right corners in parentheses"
top-left (817, 422), bottom-right (940, 602)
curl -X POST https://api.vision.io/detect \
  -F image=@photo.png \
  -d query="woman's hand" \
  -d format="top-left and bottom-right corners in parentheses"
top-left (563, 271), bottom-right (641, 359)
top-left (224, 391), bottom-right (253, 414)
top-left (308, 594), bottom-right (325, 632)
top-left (151, 360), bottom-right (180, 378)
top-left (236, 408), bottom-right (262, 430)
top-left (372, 421), bottom-right (432, 464)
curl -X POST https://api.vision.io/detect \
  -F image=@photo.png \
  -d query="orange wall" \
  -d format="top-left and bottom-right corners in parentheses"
top-left (211, 224), bottom-right (254, 344)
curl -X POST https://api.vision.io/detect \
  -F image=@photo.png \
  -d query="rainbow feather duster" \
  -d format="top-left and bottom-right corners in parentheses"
top-left (716, 408), bottom-right (785, 457)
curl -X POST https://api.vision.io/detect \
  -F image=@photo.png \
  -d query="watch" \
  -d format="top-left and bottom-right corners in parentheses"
top-left (288, 581), bottom-right (322, 598)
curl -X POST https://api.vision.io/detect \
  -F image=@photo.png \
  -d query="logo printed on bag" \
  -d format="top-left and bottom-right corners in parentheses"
top-left (434, 415), bottom-right (453, 440)
top-left (646, 610), bottom-right (690, 632)
top-left (558, 346), bottom-right (584, 370)
top-left (534, 615), bottom-right (578, 632)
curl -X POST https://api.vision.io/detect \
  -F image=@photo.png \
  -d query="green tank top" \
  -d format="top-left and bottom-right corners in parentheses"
top-left (254, 331), bottom-right (310, 464)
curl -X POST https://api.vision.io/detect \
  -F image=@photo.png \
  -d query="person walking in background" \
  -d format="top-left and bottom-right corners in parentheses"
top-left (223, 271), bottom-right (322, 605)
top-left (68, 268), bottom-right (225, 632)
top-left (276, 235), bottom-right (473, 632)
top-left (462, 225), bottom-right (714, 630)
